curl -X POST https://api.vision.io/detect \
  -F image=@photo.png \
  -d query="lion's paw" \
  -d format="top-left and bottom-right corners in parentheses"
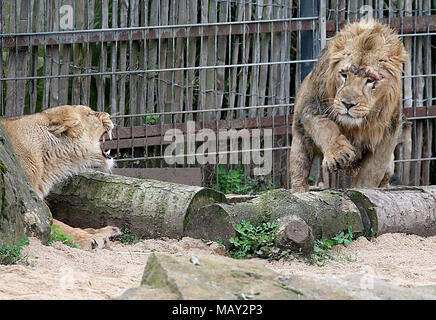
top-left (322, 135), bottom-right (356, 172)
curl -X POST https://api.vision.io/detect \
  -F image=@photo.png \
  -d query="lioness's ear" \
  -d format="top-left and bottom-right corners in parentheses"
top-left (48, 115), bottom-right (83, 138)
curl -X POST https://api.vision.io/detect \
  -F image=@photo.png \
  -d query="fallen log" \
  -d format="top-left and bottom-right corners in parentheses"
top-left (185, 186), bottom-right (436, 251)
top-left (47, 170), bottom-right (436, 254)
top-left (184, 189), bottom-right (365, 250)
top-left (46, 170), bottom-right (227, 239)
top-left (346, 186), bottom-right (436, 237)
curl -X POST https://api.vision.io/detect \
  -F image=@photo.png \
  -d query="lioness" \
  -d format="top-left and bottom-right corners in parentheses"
top-left (290, 20), bottom-right (407, 193)
top-left (0, 105), bottom-right (121, 249)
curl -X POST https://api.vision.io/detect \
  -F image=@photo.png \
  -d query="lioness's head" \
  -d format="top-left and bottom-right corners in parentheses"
top-left (326, 20), bottom-right (407, 127)
top-left (43, 105), bottom-right (115, 172)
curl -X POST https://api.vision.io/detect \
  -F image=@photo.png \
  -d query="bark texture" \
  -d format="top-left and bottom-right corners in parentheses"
top-left (47, 170), bottom-right (227, 239)
top-left (0, 124), bottom-right (52, 245)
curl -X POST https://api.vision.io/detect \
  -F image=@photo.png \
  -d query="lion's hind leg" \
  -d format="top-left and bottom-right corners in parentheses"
top-left (52, 219), bottom-right (121, 250)
top-left (290, 131), bottom-right (315, 193)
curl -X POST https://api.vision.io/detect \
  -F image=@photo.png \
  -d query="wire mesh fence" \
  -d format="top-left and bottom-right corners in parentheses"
top-left (0, 0), bottom-right (435, 194)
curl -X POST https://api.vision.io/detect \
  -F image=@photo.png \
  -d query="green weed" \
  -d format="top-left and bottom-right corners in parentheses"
top-left (117, 228), bottom-right (141, 245)
top-left (212, 165), bottom-right (273, 195)
top-left (312, 226), bottom-right (354, 266)
top-left (0, 236), bottom-right (30, 265)
top-left (229, 220), bottom-right (290, 260)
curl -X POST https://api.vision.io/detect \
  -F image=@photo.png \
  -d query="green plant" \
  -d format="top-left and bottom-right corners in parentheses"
top-left (216, 238), bottom-right (224, 249)
top-left (47, 224), bottom-right (79, 248)
top-left (143, 112), bottom-right (160, 125)
top-left (229, 220), bottom-right (290, 260)
top-left (312, 226), bottom-right (354, 266)
top-left (0, 236), bottom-right (30, 265)
top-left (117, 228), bottom-right (141, 245)
top-left (212, 165), bottom-right (273, 195)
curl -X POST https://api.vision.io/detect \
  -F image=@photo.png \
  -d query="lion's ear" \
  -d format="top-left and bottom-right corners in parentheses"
top-left (48, 114), bottom-right (83, 138)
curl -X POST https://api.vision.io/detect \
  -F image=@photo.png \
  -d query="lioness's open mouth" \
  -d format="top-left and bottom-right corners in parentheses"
top-left (101, 128), bottom-right (113, 160)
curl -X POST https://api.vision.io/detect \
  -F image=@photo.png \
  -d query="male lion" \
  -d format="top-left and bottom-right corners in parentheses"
top-left (0, 105), bottom-right (121, 249)
top-left (290, 20), bottom-right (407, 193)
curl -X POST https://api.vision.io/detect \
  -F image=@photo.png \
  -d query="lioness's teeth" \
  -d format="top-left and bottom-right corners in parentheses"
top-left (102, 135), bottom-right (105, 143)
top-left (108, 130), bottom-right (112, 140)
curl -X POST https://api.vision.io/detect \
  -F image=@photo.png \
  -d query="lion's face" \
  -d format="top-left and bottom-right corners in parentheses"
top-left (43, 105), bottom-right (115, 172)
top-left (330, 61), bottom-right (386, 127)
top-left (326, 21), bottom-right (407, 128)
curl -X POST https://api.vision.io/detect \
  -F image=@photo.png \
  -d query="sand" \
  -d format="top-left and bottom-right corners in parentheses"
top-left (0, 233), bottom-right (435, 300)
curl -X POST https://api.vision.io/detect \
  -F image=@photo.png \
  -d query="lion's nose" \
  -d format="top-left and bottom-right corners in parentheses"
top-left (341, 98), bottom-right (357, 110)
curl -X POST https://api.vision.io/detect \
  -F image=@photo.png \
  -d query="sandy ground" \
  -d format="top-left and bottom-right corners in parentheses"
top-left (0, 233), bottom-right (435, 300)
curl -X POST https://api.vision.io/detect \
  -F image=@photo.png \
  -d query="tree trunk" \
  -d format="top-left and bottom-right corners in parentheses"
top-left (46, 171), bottom-right (226, 239)
top-left (0, 124), bottom-right (52, 245)
top-left (184, 189), bottom-right (365, 248)
top-left (47, 171), bottom-right (436, 254)
top-left (185, 187), bottom-right (436, 251)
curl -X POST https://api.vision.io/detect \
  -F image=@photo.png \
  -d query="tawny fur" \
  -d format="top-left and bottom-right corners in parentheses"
top-left (290, 20), bottom-right (407, 193)
top-left (0, 105), bottom-right (120, 249)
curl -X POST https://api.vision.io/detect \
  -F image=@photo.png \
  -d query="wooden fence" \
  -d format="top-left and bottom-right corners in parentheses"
top-left (0, 0), bottom-right (435, 191)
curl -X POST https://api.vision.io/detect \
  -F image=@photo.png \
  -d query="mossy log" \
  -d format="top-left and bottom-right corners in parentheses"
top-left (185, 187), bottom-right (436, 251)
top-left (184, 189), bottom-right (365, 249)
top-left (46, 170), bottom-right (226, 239)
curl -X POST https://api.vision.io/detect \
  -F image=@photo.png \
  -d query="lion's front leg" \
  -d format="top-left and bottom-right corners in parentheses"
top-left (301, 116), bottom-right (356, 172)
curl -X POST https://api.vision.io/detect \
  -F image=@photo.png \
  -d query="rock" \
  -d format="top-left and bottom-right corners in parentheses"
top-left (0, 124), bottom-right (52, 245)
top-left (118, 253), bottom-right (436, 300)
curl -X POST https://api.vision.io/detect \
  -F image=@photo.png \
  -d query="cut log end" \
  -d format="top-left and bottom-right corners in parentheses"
top-left (276, 215), bottom-right (314, 255)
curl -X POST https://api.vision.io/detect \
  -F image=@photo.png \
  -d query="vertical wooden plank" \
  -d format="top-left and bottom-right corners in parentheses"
top-left (215, 0), bottom-right (228, 113)
top-left (71, 0), bottom-right (87, 105)
top-left (186, 0), bottom-right (198, 121)
top-left (237, 1), bottom-right (252, 119)
top-left (173, 0), bottom-right (187, 123)
top-left (199, 0), bottom-right (209, 117)
top-left (204, 0), bottom-right (217, 120)
top-left (249, 1), bottom-right (261, 118)
top-left (5, 0), bottom-right (18, 116)
top-left (129, 0), bottom-right (139, 123)
top-left (59, 0), bottom-right (73, 105)
top-left (401, 0), bottom-right (413, 184)
top-left (227, 2), bottom-right (244, 120)
top-left (97, 0), bottom-right (109, 112)
top-left (349, 0), bottom-right (358, 20)
top-left (137, 0), bottom-right (148, 117)
top-left (8, 0), bottom-right (29, 115)
top-left (421, 0), bottom-right (433, 185)
top-left (147, 0), bottom-right (159, 120)
top-left (42, 0), bottom-right (50, 109)
top-left (110, 0), bottom-right (119, 116)
top-left (258, 0), bottom-right (272, 115)
top-left (268, 0), bottom-right (280, 115)
top-left (48, 0), bottom-right (60, 108)
top-left (158, 0), bottom-right (170, 123)
top-left (413, 0), bottom-right (424, 186)
top-left (118, 0), bottom-right (128, 124)
top-left (164, 0), bottom-right (177, 123)
top-left (0, 0), bottom-right (6, 115)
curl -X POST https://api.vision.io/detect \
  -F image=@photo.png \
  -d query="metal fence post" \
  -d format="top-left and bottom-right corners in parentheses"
top-left (298, 0), bottom-right (322, 84)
